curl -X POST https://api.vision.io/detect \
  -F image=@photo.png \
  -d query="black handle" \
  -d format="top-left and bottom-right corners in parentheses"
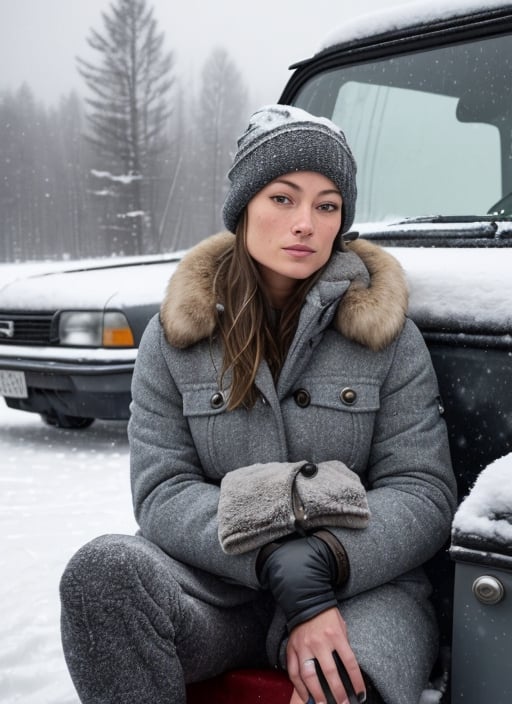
top-left (312, 651), bottom-right (362, 704)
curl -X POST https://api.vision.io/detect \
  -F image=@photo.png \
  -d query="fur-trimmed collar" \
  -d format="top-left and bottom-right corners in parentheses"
top-left (160, 231), bottom-right (408, 351)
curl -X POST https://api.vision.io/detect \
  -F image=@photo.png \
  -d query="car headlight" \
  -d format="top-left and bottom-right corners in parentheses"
top-left (58, 311), bottom-right (135, 347)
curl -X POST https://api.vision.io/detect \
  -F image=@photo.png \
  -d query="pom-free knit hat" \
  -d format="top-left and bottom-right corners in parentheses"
top-left (222, 104), bottom-right (357, 235)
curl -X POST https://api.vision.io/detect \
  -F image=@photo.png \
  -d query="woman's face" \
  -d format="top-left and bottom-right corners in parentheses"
top-left (245, 171), bottom-right (342, 308)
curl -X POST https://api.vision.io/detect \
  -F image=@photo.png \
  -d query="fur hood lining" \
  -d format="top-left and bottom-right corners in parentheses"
top-left (160, 231), bottom-right (408, 351)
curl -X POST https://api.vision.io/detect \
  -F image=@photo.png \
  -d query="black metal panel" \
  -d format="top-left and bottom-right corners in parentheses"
top-left (428, 342), bottom-right (512, 499)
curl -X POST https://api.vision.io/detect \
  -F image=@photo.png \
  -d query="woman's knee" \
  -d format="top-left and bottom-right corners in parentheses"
top-left (60, 535), bottom-right (186, 701)
top-left (60, 533), bottom-right (183, 633)
top-left (60, 534), bottom-right (137, 600)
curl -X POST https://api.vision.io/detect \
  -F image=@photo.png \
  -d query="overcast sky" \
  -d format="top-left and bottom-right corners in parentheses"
top-left (0, 0), bottom-right (418, 109)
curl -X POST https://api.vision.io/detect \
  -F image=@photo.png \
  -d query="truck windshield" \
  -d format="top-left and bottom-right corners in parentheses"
top-left (293, 32), bottom-right (512, 227)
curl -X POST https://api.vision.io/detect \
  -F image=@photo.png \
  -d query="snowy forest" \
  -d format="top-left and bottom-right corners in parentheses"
top-left (0, 0), bottom-right (249, 262)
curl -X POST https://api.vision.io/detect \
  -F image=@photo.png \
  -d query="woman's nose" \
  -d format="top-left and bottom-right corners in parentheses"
top-left (291, 208), bottom-right (314, 236)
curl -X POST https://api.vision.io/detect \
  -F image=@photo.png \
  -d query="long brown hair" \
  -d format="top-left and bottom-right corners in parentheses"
top-left (213, 211), bottom-right (328, 410)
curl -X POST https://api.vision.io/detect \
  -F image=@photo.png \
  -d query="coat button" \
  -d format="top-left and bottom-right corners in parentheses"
top-left (210, 391), bottom-right (225, 409)
top-left (300, 462), bottom-right (318, 478)
top-left (340, 387), bottom-right (357, 405)
top-left (294, 389), bottom-right (311, 408)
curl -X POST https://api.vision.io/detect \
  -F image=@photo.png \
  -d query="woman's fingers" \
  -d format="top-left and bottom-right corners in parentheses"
top-left (287, 648), bottom-right (313, 702)
top-left (289, 688), bottom-right (310, 704)
top-left (286, 608), bottom-right (366, 703)
top-left (317, 629), bottom-right (366, 702)
top-left (333, 649), bottom-right (366, 703)
top-left (300, 656), bottom-right (327, 704)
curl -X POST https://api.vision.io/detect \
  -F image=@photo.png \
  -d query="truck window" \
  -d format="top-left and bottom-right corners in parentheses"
top-left (294, 33), bottom-right (508, 225)
top-left (332, 82), bottom-right (499, 223)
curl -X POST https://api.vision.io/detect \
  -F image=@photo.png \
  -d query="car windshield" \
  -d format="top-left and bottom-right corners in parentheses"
top-left (293, 32), bottom-right (512, 227)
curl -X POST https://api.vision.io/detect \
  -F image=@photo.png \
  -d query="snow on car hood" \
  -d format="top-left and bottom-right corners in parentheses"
top-left (0, 258), bottom-right (180, 311)
top-left (1, 245), bottom-right (510, 335)
top-left (390, 246), bottom-right (512, 334)
top-left (319, 0), bottom-right (511, 52)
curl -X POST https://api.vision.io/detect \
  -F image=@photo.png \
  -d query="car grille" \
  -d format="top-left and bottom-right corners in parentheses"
top-left (0, 313), bottom-right (55, 344)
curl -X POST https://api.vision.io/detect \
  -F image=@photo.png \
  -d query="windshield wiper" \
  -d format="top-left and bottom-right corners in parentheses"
top-left (361, 216), bottom-right (512, 247)
top-left (393, 215), bottom-right (512, 225)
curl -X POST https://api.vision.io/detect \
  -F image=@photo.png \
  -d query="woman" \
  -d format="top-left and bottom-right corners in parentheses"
top-left (60, 105), bottom-right (457, 704)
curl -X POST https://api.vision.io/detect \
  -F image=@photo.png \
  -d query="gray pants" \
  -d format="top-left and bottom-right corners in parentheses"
top-left (60, 534), bottom-right (273, 704)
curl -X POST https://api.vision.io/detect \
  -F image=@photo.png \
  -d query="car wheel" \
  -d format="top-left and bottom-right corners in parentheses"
top-left (40, 411), bottom-right (95, 429)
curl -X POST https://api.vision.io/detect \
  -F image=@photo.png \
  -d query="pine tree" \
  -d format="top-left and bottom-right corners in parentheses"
top-left (53, 93), bottom-right (93, 258)
top-left (195, 48), bottom-right (248, 235)
top-left (77, 0), bottom-right (174, 254)
top-left (0, 88), bottom-right (91, 261)
top-left (0, 85), bottom-right (48, 260)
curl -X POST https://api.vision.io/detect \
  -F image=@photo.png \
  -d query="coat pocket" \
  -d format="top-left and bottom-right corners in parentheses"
top-left (287, 379), bottom-right (381, 471)
top-left (181, 383), bottom-right (229, 479)
top-left (182, 383), bottom-right (280, 478)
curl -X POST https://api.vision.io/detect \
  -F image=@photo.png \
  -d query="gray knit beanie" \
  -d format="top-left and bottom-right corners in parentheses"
top-left (222, 104), bottom-right (357, 235)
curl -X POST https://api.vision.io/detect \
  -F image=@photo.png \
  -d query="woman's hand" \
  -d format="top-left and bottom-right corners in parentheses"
top-left (286, 607), bottom-right (365, 704)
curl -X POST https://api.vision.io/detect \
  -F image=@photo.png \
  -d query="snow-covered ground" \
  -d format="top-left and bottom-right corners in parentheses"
top-left (0, 399), bottom-right (136, 704)
top-left (1, 381), bottom-right (509, 704)
top-left (0, 397), bottom-right (449, 704)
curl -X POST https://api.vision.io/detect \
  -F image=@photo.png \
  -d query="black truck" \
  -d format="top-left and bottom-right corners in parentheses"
top-left (190, 3), bottom-right (512, 703)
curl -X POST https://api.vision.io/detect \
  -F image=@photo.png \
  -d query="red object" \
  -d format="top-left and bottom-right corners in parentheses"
top-left (186, 668), bottom-right (293, 704)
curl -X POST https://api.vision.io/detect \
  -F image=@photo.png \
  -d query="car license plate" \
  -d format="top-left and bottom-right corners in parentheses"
top-left (0, 370), bottom-right (28, 398)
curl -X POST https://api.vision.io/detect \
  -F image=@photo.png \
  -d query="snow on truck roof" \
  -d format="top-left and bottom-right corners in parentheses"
top-left (317, 0), bottom-right (512, 53)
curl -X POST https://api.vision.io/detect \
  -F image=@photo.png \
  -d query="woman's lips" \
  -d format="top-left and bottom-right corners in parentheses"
top-left (283, 245), bottom-right (315, 258)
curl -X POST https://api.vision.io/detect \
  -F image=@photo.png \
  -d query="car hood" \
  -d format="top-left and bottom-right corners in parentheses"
top-left (389, 245), bottom-right (512, 336)
top-left (0, 257), bottom-right (181, 312)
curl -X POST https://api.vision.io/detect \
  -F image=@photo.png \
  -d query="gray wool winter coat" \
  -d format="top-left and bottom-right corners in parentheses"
top-left (128, 232), bottom-right (457, 704)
